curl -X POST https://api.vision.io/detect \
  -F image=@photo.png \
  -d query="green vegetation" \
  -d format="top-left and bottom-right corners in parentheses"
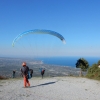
top-left (76, 58), bottom-right (89, 76)
top-left (76, 58), bottom-right (89, 71)
top-left (75, 58), bottom-right (100, 80)
top-left (86, 60), bottom-right (100, 80)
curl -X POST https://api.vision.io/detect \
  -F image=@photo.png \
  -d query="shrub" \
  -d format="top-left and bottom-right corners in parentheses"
top-left (86, 61), bottom-right (100, 80)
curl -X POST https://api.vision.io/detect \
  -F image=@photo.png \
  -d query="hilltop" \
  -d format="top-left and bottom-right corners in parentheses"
top-left (0, 77), bottom-right (100, 100)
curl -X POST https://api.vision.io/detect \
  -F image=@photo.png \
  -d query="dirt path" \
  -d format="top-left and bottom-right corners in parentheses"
top-left (0, 77), bottom-right (100, 100)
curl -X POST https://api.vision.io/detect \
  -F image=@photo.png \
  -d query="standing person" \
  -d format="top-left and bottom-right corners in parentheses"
top-left (21, 62), bottom-right (30, 88)
top-left (13, 70), bottom-right (16, 78)
top-left (29, 69), bottom-right (33, 77)
top-left (20, 68), bottom-right (23, 77)
top-left (39, 68), bottom-right (45, 78)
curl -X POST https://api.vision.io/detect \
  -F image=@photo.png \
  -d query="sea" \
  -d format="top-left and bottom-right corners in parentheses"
top-left (36, 56), bottom-right (100, 68)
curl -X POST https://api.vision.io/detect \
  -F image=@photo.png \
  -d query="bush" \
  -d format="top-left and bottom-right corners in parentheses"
top-left (86, 61), bottom-right (100, 80)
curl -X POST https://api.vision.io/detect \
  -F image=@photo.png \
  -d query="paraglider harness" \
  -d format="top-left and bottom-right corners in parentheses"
top-left (27, 69), bottom-right (34, 79)
top-left (27, 71), bottom-right (31, 79)
top-left (27, 68), bottom-right (33, 79)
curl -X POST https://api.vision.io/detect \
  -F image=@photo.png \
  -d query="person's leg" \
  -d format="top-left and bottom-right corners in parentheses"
top-left (24, 76), bottom-right (27, 87)
top-left (42, 73), bottom-right (44, 78)
top-left (42, 74), bottom-right (43, 78)
top-left (26, 78), bottom-right (30, 87)
top-left (31, 74), bottom-right (32, 77)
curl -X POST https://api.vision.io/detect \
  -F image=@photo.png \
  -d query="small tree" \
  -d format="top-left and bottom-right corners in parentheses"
top-left (76, 58), bottom-right (89, 76)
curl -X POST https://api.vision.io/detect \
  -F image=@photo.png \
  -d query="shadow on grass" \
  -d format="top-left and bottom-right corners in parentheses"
top-left (30, 81), bottom-right (57, 88)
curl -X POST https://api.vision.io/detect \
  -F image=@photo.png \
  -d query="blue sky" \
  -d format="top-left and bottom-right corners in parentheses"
top-left (0, 0), bottom-right (100, 57)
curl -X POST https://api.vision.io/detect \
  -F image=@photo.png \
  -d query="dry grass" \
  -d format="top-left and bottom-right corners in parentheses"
top-left (0, 76), bottom-right (8, 80)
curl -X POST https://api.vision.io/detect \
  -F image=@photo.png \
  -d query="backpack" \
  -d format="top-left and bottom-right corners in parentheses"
top-left (28, 71), bottom-right (31, 79)
top-left (26, 67), bottom-right (31, 79)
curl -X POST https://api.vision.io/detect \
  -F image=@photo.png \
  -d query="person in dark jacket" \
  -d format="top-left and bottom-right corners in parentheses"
top-left (13, 70), bottom-right (16, 78)
top-left (39, 68), bottom-right (45, 79)
top-left (21, 62), bottom-right (30, 88)
top-left (29, 69), bottom-right (33, 77)
top-left (20, 68), bottom-right (23, 77)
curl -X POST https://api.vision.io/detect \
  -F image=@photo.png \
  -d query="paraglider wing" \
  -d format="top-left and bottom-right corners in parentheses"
top-left (12, 29), bottom-right (66, 47)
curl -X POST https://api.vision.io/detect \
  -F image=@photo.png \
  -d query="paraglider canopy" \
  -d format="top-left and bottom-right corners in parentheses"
top-left (12, 29), bottom-right (66, 47)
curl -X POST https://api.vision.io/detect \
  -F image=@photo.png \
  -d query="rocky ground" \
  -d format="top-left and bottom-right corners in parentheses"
top-left (0, 76), bottom-right (100, 100)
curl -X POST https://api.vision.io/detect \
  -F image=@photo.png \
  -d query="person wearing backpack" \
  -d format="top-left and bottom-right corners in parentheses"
top-left (39, 68), bottom-right (45, 78)
top-left (21, 62), bottom-right (30, 88)
top-left (41, 69), bottom-right (45, 78)
top-left (29, 69), bottom-right (33, 77)
top-left (12, 70), bottom-right (16, 78)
